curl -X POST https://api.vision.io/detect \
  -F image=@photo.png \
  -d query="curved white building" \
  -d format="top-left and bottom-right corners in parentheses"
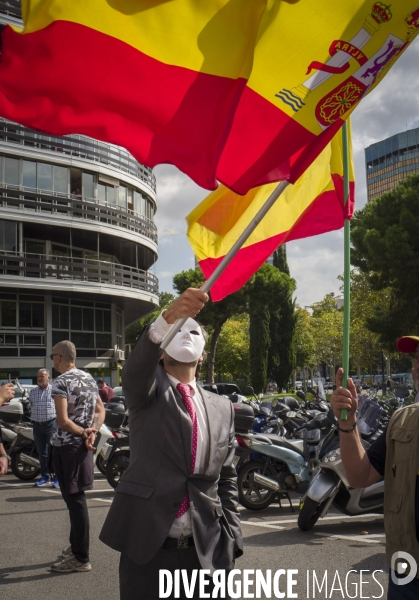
top-left (0, 1), bottom-right (159, 384)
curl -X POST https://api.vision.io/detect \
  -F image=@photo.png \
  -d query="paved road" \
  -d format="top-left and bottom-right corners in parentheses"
top-left (0, 471), bottom-right (388, 599)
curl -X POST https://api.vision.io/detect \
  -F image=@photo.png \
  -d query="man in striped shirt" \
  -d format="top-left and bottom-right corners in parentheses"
top-left (29, 369), bottom-right (58, 488)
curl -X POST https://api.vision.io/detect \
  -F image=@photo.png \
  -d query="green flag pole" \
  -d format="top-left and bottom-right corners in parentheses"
top-left (340, 120), bottom-right (351, 420)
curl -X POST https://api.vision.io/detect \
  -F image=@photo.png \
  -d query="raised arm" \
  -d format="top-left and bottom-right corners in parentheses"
top-left (330, 368), bottom-right (382, 488)
top-left (122, 288), bottom-right (208, 410)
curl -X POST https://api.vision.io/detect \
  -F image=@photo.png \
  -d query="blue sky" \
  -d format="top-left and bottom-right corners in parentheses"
top-left (151, 36), bottom-right (419, 308)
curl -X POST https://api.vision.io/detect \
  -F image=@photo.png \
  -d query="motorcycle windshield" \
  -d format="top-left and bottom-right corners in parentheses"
top-left (356, 398), bottom-right (384, 435)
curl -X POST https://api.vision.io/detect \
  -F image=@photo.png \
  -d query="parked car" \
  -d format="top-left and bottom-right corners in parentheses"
top-left (295, 381), bottom-right (303, 390)
top-left (112, 386), bottom-right (124, 397)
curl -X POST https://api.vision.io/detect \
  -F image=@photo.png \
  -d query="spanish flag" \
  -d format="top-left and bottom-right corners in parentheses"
top-left (187, 126), bottom-right (355, 301)
top-left (0, 2), bottom-right (417, 192)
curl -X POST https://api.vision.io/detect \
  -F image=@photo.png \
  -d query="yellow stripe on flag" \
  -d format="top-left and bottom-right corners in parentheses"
top-left (187, 125), bottom-right (354, 263)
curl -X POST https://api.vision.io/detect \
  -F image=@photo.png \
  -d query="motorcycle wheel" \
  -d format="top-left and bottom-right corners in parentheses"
top-left (95, 454), bottom-right (106, 475)
top-left (297, 497), bottom-right (327, 531)
top-left (237, 460), bottom-right (277, 510)
top-left (10, 450), bottom-right (41, 480)
top-left (106, 454), bottom-right (129, 489)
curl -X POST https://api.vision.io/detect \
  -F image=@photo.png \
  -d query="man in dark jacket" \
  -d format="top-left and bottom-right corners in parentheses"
top-left (100, 288), bottom-right (243, 599)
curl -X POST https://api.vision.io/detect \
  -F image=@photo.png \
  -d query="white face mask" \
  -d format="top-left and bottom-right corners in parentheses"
top-left (165, 318), bottom-right (205, 363)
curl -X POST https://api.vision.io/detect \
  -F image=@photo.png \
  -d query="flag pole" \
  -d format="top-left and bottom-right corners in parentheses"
top-left (340, 120), bottom-right (351, 420)
top-left (160, 179), bottom-right (290, 350)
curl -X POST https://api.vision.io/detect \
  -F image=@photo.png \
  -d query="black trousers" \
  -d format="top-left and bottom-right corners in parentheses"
top-left (120, 547), bottom-right (229, 600)
top-left (53, 445), bottom-right (92, 563)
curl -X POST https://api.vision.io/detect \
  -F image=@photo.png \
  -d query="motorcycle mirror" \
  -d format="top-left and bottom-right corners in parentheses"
top-left (296, 390), bottom-right (306, 402)
top-left (244, 385), bottom-right (255, 395)
top-left (15, 379), bottom-right (25, 393)
top-left (317, 380), bottom-right (327, 401)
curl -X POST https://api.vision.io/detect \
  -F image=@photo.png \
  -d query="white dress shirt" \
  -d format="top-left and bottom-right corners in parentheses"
top-left (148, 313), bottom-right (210, 537)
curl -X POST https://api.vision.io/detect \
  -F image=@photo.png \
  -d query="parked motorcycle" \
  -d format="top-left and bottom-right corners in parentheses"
top-left (234, 402), bottom-right (336, 510)
top-left (103, 424), bottom-right (130, 488)
top-left (297, 398), bottom-right (385, 531)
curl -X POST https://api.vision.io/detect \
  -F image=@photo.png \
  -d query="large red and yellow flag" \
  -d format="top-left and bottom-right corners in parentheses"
top-left (187, 126), bottom-right (355, 301)
top-left (0, 1), bottom-right (417, 192)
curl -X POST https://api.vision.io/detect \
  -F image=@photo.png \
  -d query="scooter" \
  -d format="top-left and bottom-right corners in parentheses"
top-left (235, 405), bottom-right (336, 510)
top-left (103, 429), bottom-right (130, 489)
top-left (7, 420), bottom-right (113, 480)
top-left (297, 399), bottom-right (385, 531)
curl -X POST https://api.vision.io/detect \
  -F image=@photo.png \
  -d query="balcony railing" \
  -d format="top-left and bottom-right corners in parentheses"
top-left (0, 184), bottom-right (158, 244)
top-left (0, 1), bottom-right (21, 20)
top-left (0, 252), bottom-right (159, 294)
top-left (0, 119), bottom-right (157, 192)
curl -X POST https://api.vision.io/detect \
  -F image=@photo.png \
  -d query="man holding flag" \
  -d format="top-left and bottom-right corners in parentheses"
top-left (100, 288), bottom-right (243, 599)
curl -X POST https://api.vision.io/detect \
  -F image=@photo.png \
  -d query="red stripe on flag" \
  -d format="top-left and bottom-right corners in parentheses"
top-left (0, 22), bottom-right (325, 193)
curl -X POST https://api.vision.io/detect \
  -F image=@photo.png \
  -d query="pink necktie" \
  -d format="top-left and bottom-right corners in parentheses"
top-left (176, 383), bottom-right (198, 518)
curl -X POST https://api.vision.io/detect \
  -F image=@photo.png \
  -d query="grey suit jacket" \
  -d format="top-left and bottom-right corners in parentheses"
top-left (99, 327), bottom-right (243, 572)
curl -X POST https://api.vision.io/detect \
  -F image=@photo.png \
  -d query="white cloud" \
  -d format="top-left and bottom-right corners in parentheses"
top-left (153, 36), bottom-right (419, 306)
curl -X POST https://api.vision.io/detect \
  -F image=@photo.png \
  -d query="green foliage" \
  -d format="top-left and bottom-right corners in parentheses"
top-left (310, 296), bottom-right (343, 369)
top-left (272, 245), bottom-right (290, 276)
top-left (248, 263), bottom-right (295, 392)
top-left (294, 307), bottom-right (315, 370)
top-left (213, 315), bottom-right (249, 380)
top-left (351, 173), bottom-right (419, 348)
top-left (338, 270), bottom-right (392, 372)
top-left (249, 301), bottom-right (270, 394)
top-left (268, 245), bottom-right (296, 389)
top-left (125, 291), bottom-right (175, 346)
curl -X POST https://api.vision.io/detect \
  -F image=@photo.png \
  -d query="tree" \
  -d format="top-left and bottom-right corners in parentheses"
top-left (294, 307), bottom-right (316, 378)
top-left (248, 263), bottom-right (295, 393)
top-left (273, 245), bottom-right (290, 276)
top-left (125, 291), bottom-right (175, 346)
top-left (172, 267), bottom-right (249, 384)
top-left (212, 315), bottom-right (249, 381)
top-left (310, 295), bottom-right (343, 382)
top-left (351, 173), bottom-right (419, 349)
top-left (268, 245), bottom-right (296, 389)
top-left (339, 270), bottom-right (391, 376)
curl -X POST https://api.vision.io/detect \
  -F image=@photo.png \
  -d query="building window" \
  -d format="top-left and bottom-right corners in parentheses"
top-left (5, 157), bottom-right (19, 186)
top-left (0, 220), bottom-right (17, 252)
top-left (38, 162), bottom-right (52, 191)
top-left (54, 165), bottom-right (68, 195)
top-left (22, 161), bottom-right (37, 188)
top-left (82, 172), bottom-right (95, 199)
top-left (19, 301), bottom-right (45, 329)
top-left (52, 298), bottom-right (112, 354)
top-left (0, 300), bottom-right (17, 327)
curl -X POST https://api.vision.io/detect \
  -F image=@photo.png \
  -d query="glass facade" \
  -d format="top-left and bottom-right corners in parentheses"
top-left (0, 154), bottom-right (156, 218)
top-left (365, 127), bottom-right (419, 201)
top-left (52, 297), bottom-right (112, 357)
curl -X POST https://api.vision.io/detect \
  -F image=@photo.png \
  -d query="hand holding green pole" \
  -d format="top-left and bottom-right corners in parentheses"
top-left (341, 120), bottom-right (351, 421)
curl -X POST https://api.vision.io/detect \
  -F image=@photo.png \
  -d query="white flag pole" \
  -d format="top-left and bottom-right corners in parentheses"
top-left (160, 179), bottom-right (290, 350)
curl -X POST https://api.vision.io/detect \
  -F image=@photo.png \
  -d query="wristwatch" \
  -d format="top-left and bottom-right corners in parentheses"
top-left (0, 453), bottom-right (8, 458)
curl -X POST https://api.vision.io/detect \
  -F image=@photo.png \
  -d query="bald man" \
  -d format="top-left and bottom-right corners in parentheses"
top-left (49, 340), bottom-right (104, 574)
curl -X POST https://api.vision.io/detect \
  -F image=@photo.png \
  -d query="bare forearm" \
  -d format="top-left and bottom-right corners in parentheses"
top-left (58, 417), bottom-right (85, 437)
top-left (340, 429), bottom-right (375, 488)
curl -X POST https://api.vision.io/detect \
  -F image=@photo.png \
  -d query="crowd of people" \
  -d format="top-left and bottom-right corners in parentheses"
top-left (1, 288), bottom-right (419, 599)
